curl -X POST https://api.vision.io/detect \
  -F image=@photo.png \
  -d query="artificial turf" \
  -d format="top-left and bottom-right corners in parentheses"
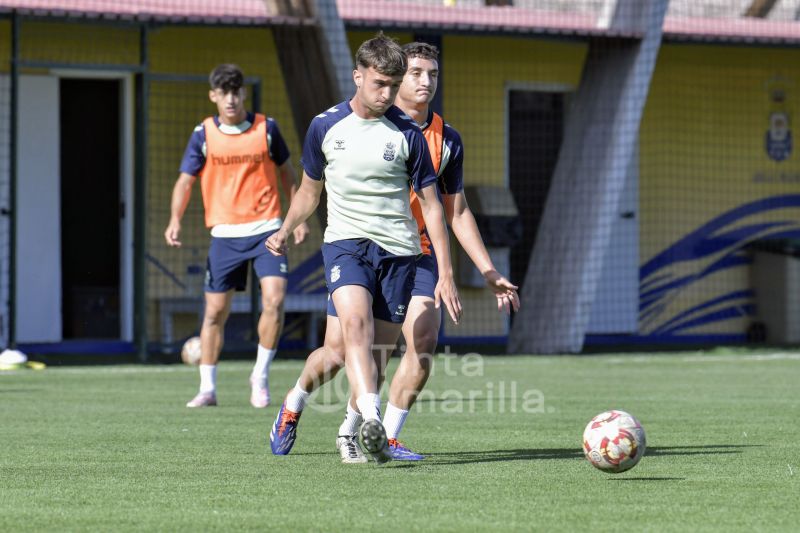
top-left (1, 350), bottom-right (798, 531)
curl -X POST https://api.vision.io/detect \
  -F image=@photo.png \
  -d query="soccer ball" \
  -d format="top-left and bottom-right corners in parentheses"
top-left (582, 410), bottom-right (646, 473)
top-left (180, 336), bottom-right (202, 365)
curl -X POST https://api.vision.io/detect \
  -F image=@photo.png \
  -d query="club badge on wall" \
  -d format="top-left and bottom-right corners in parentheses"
top-left (766, 82), bottom-right (792, 162)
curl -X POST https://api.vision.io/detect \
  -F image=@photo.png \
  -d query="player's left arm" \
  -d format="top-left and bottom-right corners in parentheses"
top-left (408, 124), bottom-right (462, 324)
top-left (417, 185), bottom-right (462, 325)
top-left (444, 192), bottom-right (520, 314)
top-left (270, 118), bottom-right (309, 245)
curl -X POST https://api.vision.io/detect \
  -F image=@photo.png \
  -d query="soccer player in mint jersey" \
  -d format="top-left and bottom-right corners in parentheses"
top-left (164, 64), bottom-right (309, 409)
top-left (269, 42), bottom-right (520, 464)
top-left (266, 34), bottom-right (462, 464)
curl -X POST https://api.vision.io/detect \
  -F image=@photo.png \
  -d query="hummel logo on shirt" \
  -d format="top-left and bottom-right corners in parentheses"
top-left (334, 139), bottom-right (345, 150)
top-left (211, 151), bottom-right (268, 165)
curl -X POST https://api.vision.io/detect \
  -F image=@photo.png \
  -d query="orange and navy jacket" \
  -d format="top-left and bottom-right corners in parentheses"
top-left (409, 110), bottom-right (465, 255)
top-left (179, 113), bottom-right (290, 228)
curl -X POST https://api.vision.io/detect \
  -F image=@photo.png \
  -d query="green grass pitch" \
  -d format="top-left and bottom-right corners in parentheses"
top-left (1, 350), bottom-right (798, 531)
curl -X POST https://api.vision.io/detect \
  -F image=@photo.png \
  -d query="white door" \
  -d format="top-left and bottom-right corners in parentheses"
top-left (16, 75), bottom-right (62, 342)
top-left (15, 72), bottom-right (133, 343)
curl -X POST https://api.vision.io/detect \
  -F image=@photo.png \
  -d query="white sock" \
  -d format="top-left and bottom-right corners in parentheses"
top-left (338, 401), bottom-right (363, 436)
top-left (383, 403), bottom-right (409, 440)
top-left (355, 393), bottom-right (381, 422)
top-left (285, 379), bottom-right (311, 412)
top-left (251, 345), bottom-right (276, 388)
top-left (199, 364), bottom-right (217, 394)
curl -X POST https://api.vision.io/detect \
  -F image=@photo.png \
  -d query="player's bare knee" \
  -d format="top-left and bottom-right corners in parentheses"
top-left (260, 293), bottom-right (284, 315)
top-left (342, 315), bottom-right (368, 343)
top-left (203, 306), bottom-right (229, 326)
top-left (413, 329), bottom-right (439, 360)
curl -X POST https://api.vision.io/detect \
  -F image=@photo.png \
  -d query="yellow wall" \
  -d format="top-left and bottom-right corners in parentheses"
top-left (0, 21), bottom-right (9, 70)
top-left (444, 35), bottom-right (585, 188)
top-left (20, 21), bottom-right (139, 65)
top-left (640, 44), bottom-right (800, 338)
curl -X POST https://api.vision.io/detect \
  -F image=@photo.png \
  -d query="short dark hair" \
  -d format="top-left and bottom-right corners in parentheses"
top-left (402, 42), bottom-right (439, 62)
top-left (209, 64), bottom-right (244, 92)
top-left (355, 32), bottom-right (407, 77)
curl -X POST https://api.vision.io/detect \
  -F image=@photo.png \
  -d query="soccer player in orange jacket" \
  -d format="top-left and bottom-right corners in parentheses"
top-left (164, 64), bottom-right (309, 408)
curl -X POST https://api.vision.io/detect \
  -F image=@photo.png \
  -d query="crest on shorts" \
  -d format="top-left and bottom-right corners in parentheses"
top-left (383, 142), bottom-right (396, 161)
top-left (330, 264), bottom-right (341, 283)
top-left (395, 304), bottom-right (406, 317)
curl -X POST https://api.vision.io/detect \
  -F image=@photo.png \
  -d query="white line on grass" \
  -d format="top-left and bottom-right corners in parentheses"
top-left (0, 360), bottom-right (307, 377)
top-left (603, 352), bottom-right (800, 364)
top-left (21, 365), bottom-right (191, 374)
top-left (681, 352), bottom-right (800, 363)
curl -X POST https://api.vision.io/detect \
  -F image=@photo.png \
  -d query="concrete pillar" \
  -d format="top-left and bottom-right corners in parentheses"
top-left (508, 0), bottom-right (669, 354)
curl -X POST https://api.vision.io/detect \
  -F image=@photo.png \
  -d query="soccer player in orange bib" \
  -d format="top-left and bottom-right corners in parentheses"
top-left (164, 64), bottom-right (309, 408)
top-left (269, 42), bottom-right (519, 463)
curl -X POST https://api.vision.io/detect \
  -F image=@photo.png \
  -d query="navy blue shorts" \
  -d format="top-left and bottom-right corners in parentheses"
top-left (205, 230), bottom-right (288, 292)
top-left (323, 239), bottom-right (416, 323)
top-left (411, 252), bottom-right (438, 298)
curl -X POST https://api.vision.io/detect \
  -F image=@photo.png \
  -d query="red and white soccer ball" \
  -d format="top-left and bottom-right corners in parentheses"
top-left (582, 410), bottom-right (646, 473)
top-left (180, 336), bottom-right (202, 366)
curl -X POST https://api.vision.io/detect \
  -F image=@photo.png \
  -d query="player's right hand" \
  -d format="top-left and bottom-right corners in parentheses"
top-left (164, 220), bottom-right (182, 247)
top-left (434, 272), bottom-right (462, 325)
top-left (265, 229), bottom-right (289, 256)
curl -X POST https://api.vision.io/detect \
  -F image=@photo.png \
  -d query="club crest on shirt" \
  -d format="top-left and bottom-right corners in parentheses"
top-left (383, 142), bottom-right (397, 161)
top-left (330, 264), bottom-right (341, 283)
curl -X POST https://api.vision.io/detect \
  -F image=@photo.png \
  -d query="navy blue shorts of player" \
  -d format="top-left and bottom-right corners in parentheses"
top-left (206, 230), bottom-right (287, 292)
top-left (323, 238), bottom-right (416, 324)
top-left (411, 251), bottom-right (438, 299)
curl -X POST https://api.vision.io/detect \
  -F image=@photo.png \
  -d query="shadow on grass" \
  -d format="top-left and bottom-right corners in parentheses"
top-left (646, 444), bottom-right (762, 456)
top-left (608, 477), bottom-right (686, 481)
top-left (423, 444), bottom-right (760, 466)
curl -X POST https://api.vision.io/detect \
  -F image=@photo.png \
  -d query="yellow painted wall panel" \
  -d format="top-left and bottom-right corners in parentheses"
top-left (444, 35), bottom-right (586, 188)
top-left (20, 21), bottom-right (139, 65)
top-left (640, 44), bottom-right (800, 338)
